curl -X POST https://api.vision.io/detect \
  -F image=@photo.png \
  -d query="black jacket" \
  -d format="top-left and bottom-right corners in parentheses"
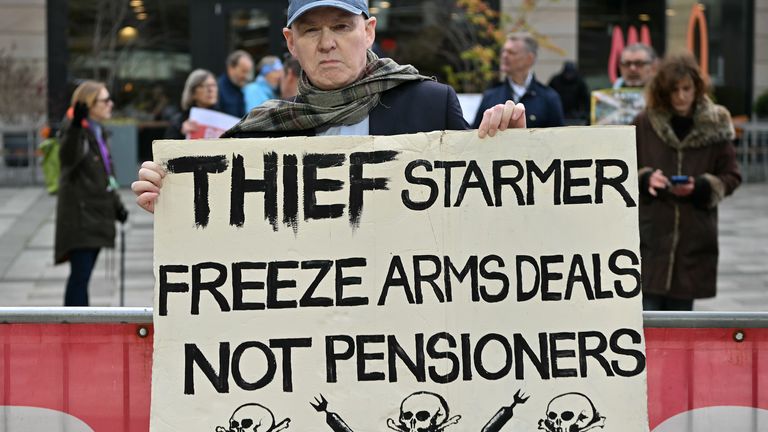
top-left (55, 120), bottom-right (126, 263)
top-left (223, 80), bottom-right (469, 138)
top-left (472, 76), bottom-right (564, 128)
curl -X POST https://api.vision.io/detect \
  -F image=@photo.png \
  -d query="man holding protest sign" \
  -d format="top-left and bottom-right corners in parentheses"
top-left (132, 0), bottom-right (526, 211)
top-left (136, 2), bottom-right (649, 432)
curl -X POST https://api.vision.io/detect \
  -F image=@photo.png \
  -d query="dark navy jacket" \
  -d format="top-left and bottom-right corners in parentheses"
top-left (216, 73), bottom-right (246, 119)
top-left (224, 80), bottom-right (469, 138)
top-left (472, 76), bottom-right (564, 128)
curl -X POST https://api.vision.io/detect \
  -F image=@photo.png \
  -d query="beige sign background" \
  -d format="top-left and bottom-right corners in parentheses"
top-left (151, 127), bottom-right (648, 432)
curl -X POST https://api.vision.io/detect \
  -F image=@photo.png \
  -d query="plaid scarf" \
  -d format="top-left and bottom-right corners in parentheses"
top-left (223, 50), bottom-right (432, 136)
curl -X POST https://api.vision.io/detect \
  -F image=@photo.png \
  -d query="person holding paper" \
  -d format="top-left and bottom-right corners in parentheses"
top-left (56, 80), bottom-right (128, 306)
top-left (165, 69), bottom-right (219, 140)
top-left (634, 53), bottom-right (741, 311)
top-left (132, 0), bottom-right (526, 212)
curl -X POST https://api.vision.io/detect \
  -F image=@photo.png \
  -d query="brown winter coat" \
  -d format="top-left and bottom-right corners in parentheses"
top-left (633, 97), bottom-right (741, 299)
top-left (54, 121), bottom-right (125, 264)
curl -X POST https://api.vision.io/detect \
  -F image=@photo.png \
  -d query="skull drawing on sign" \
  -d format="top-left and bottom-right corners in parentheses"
top-left (537, 393), bottom-right (605, 432)
top-left (386, 391), bottom-right (461, 432)
top-left (215, 403), bottom-right (290, 432)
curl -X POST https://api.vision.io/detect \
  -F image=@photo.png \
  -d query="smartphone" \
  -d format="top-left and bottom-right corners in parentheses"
top-left (670, 175), bottom-right (689, 185)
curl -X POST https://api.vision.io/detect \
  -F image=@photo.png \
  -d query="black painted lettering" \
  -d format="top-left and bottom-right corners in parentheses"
top-left (356, 335), bottom-right (385, 381)
top-left (610, 328), bottom-right (646, 377)
top-left (455, 160), bottom-right (494, 207)
top-left (159, 264), bottom-right (189, 316)
top-left (435, 160), bottom-right (467, 207)
top-left (388, 334), bottom-right (426, 383)
top-left (609, 249), bottom-right (641, 298)
top-left (549, 332), bottom-right (578, 378)
top-left (349, 151), bottom-right (398, 226)
top-left (230, 153), bottom-right (278, 229)
top-left (426, 332), bottom-right (460, 384)
top-left (541, 255), bottom-right (564, 301)
top-left (526, 159), bottom-right (562, 205)
top-left (514, 333), bottom-right (550, 379)
top-left (191, 262), bottom-right (230, 314)
top-left (232, 261), bottom-right (266, 311)
top-left (166, 155), bottom-right (228, 227)
top-left (299, 260), bottom-right (333, 307)
top-left (401, 160), bottom-right (438, 211)
top-left (474, 334), bottom-right (513, 380)
top-left (335, 258), bottom-right (368, 307)
top-left (270, 338), bottom-right (312, 392)
top-left (492, 160), bottom-right (525, 206)
top-left (516, 255), bottom-right (539, 302)
top-left (479, 255), bottom-right (509, 303)
top-left (413, 255), bottom-right (445, 303)
top-left (303, 153), bottom-right (345, 220)
top-left (577, 331), bottom-right (613, 377)
top-left (232, 341), bottom-right (276, 391)
top-left (565, 254), bottom-right (595, 301)
top-left (563, 159), bottom-right (593, 204)
top-left (325, 335), bottom-right (355, 383)
top-left (267, 261), bottom-right (299, 309)
top-left (184, 342), bottom-right (229, 394)
top-left (444, 256), bottom-right (477, 303)
top-left (595, 159), bottom-right (636, 207)
top-left (378, 256), bottom-right (415, 305)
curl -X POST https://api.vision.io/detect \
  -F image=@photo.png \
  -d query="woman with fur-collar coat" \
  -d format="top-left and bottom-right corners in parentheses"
top-left (633, 53), bottom-right (741, 311)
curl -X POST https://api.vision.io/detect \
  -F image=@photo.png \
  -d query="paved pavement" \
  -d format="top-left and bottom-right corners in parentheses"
top-left (0, 183), bottom-right (766, 310)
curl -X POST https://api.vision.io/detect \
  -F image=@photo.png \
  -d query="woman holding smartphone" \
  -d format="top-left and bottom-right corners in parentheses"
top-left (633, 53), bottom-right (741, 310)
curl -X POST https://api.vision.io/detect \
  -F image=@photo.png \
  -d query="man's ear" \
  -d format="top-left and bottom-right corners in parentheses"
top-left (365, 16), bottom-right (377, 48)
top-left (283, 27), bottom-right (296, 56)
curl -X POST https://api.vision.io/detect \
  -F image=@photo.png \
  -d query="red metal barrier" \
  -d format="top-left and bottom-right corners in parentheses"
top-left (1, 324), bottom-right (766, 431)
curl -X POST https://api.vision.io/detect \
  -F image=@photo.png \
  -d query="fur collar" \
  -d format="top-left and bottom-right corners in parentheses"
top-left (647, 96), bottom-right (735, 150)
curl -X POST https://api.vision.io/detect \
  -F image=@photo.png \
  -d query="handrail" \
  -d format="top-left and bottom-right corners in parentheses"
top-left (1, 307), bottom-right (768, 328)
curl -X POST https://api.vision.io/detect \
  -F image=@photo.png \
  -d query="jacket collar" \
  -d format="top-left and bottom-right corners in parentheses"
top-left (646, 96), bottom-right (735, 150)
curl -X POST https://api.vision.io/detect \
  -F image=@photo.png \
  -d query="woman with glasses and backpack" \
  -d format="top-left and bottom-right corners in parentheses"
top-left (56, 80), bottom-right (128, 306)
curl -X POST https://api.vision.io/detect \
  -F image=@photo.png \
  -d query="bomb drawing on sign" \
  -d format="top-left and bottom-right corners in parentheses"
top-left (216, 403), bottom-right (290, 432)
top-left (387, 391), bottom-right (462, 432)
top-left (537, 393), bottom-right (606, 432)
top-left (311, 394), bottom-right (354, 432)
top-left (480, 389), bottom-right (529, 432)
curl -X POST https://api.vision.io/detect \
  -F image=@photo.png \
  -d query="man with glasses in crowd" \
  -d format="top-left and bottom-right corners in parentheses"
top-left (614, 43), bottom-right (658, 89)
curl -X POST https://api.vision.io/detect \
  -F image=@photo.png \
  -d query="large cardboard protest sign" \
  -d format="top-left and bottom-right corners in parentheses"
top-left (151, 128), bottom-right (648, 432)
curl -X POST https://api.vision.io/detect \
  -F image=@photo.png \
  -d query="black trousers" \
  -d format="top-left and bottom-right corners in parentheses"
top-left (642, 293), bottom-right (694, 311)
top-left (64, 248), bottom-right (100, 306)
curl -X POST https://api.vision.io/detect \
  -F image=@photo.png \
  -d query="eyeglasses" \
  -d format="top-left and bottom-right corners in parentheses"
top-left (620, 60), bottom-right (650, 68)
top-left (196, 83), bottom-right (217, 90)
top-left (95, 97), bottom-right (112, 104)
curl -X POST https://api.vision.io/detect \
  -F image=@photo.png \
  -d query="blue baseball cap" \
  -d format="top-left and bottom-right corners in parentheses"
top-left (287, 0), bottom-right (369, 27)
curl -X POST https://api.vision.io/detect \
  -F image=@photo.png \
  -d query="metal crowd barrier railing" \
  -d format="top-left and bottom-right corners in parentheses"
top-left (2, 307), bottom-right (768, 327)
top-left (1, 307), bottom-right (767, 431)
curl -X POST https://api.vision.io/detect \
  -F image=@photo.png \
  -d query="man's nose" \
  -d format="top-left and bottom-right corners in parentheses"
top-left (318, 28), bottom-right (336, 51)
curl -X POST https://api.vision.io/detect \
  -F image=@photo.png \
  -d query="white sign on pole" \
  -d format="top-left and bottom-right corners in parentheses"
top-left (151, 127), bottom-right (648, 432)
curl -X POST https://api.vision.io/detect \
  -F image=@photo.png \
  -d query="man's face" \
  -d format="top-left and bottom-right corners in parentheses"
top-left (283, 7), bottom-right (376, 91)
top-left (228, 56), bottom-right (254, 88)
top-left (500, 39), bottom-right (534, 78)
top-left (619, 50), bottom-right (653, 87)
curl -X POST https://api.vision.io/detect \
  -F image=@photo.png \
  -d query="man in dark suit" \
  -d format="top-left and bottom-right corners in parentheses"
top-left (216, 50), bottom-right (254, 118)
top-left (473, 33), bottom-right (564, 129)
top-left (133, 0), bottom-right (526, 211)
